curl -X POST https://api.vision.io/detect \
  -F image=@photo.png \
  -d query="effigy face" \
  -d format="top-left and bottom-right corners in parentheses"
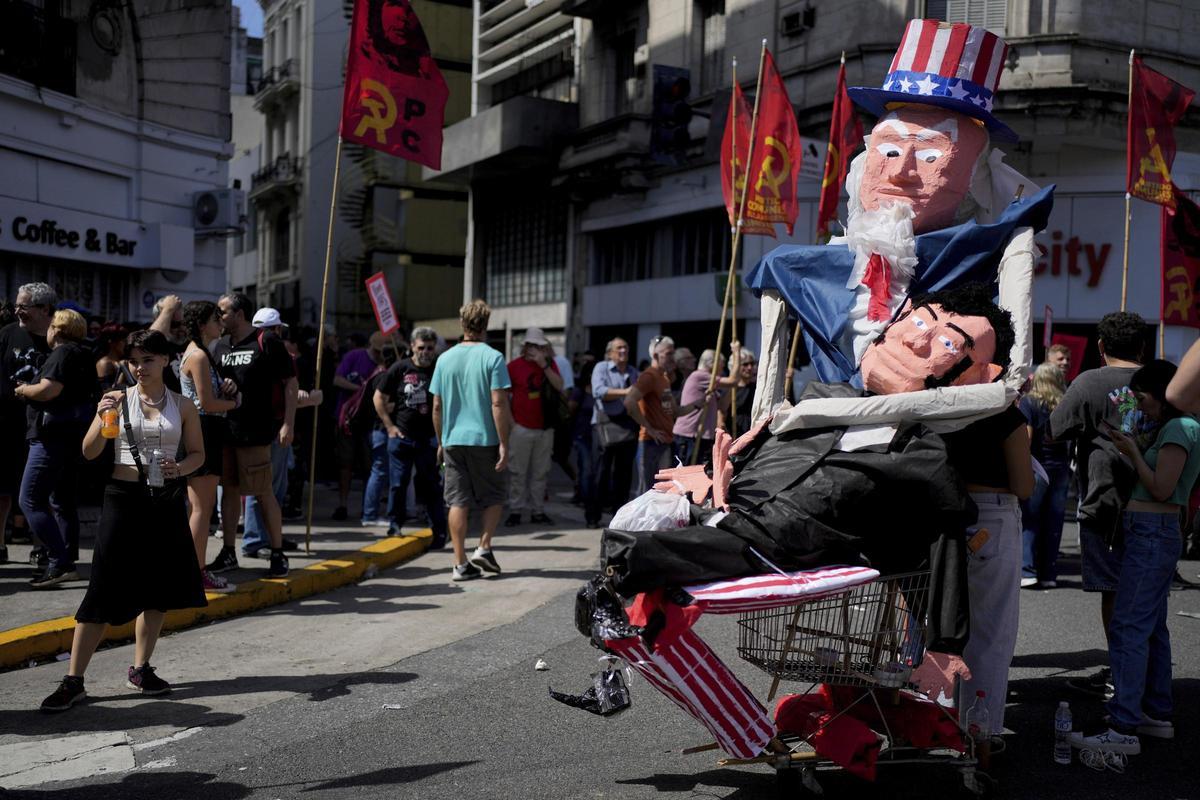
top-left (860, 302), bottom-right (998, 394)
top-left (858, 105), bottom-right (988, 234)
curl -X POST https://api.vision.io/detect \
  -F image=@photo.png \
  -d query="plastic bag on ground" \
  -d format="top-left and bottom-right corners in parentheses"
top-left (609, 489), bottom-right (691, 532)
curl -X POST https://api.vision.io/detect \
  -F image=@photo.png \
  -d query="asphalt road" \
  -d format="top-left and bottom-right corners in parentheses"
top-left (2, 519), bottom-right (1198, 800)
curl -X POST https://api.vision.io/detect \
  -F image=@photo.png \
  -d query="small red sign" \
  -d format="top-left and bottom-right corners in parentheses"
top-left (365, 272), bottom-right (400, 335)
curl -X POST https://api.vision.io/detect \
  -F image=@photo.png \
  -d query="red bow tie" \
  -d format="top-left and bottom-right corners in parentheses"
top-left (861, 253), bottom-right (892, 323)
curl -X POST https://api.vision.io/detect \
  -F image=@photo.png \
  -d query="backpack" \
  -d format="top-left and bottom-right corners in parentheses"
top-left (337, 364), bottom-right (387, 436)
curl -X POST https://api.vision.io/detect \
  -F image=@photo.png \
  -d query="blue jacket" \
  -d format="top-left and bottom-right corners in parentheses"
top-left (745, 185), bottom-right (1055, 386)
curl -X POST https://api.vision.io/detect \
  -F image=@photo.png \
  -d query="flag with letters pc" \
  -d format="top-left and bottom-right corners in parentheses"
top-left (340, 0), bottom-right (448, 169)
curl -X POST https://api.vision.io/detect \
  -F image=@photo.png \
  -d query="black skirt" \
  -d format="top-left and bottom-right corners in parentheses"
top-left (75, 479), bottom-right (207, 626)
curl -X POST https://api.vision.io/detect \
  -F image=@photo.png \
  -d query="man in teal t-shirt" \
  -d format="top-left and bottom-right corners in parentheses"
top-left (430, 299), bottom-right (512, 582)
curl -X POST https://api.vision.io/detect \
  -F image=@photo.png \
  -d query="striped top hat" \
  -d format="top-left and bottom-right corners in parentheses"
top-left (848, 19), bottom-right (1017, 142)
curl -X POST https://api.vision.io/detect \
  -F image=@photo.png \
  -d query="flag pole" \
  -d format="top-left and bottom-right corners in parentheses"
top-left (727, 56), bottom-right (740, 440)
top-left (304, 136), bottom-right (345, 554)
top-left (691, 40), bottom-right (768, 465)
top-left (1122, 49), bottom-right (1134, 311)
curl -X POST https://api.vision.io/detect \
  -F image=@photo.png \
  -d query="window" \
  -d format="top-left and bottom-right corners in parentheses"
top-left (272, 209), bottom-right (290, 274)
top-left (490, 45), bottom-right (574, 105)
top-left (926, 0), bottom-right (1006, 33)
top-left (482, 194), bottom-right (567, 307)
top-left (590, 209), bottom-right (731, 285)
top-left (697, 0), bottom-right (726, 94)
top-left (0, 0), bottom-right (76, 96)
top-left (611, 28), bottom-right (637, 115)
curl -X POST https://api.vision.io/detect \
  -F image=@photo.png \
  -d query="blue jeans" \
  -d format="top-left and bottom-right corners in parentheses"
top-left (1020, 463), bottom-right (1070, 582)
top-left (19, 435), bottom-right (80, 571)
top-left (386, 433), bottom-right (446, 539)
top-left (1106, 510), bottom-right (1179, 732)
top-left (362, 429), bottom-right (391, 523)
top-left (574, 434), bottom-right (597, 522)
top-left (243, 441), bottom-right (290, 554)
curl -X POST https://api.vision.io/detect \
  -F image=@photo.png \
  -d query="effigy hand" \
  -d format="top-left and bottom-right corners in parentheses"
top-left (654, 464), bottom-right (711, 503)
top-left (711, 430), bottom-right (734, 511)
top-left (911, 651), bottom-right (972, 703)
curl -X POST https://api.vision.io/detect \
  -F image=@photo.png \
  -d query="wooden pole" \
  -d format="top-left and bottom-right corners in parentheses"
top-left (728, 57), bottom-right (740, 441)
top-left (785, 321), bottom-right (803, 402)
top-left (1121, 49), bottom-right (1134, 311)
top-left (304, 136), bottom-right (345, 554)
top-left (690, 41), bottom-right (768, 465)
top-left (1159, 319), bottom-right (1166, 358)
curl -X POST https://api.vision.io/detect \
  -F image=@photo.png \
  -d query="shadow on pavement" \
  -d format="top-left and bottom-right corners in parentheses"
top-left (0, 701), bottom-right (243, 738)
top-left (296, 761), bottom-right (479, 792)
top-left (170, 670), bottom-right (419, 703)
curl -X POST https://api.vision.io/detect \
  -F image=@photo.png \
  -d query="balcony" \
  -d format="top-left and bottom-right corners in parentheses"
top-left (250, 155), bottom-right (302, 201)
top-left (253, 59), bottom-right (300, 111)
top-left (424, 96), bottom-right (578, 185)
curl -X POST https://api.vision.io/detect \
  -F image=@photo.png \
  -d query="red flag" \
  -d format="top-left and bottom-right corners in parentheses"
top-left (816, 60), bottom-right (862, 240)
top-left (1127, 55), bottom-right (1195, 208)
top-left (1161, 189), bottom-right (1200, 328)
top-left (743, 50), bottom-right (803, 235)
top-left (340, 0), bottom-right (449, 170)
top-left (720, 83), bottom-right (774, 237)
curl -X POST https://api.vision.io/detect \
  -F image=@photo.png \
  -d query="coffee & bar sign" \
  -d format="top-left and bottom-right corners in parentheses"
top-left (0, 197), bottom-right (188, 270)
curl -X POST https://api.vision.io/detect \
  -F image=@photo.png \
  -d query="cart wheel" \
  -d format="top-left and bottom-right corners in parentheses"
top-left (776, 766), bottom-right (822, 797)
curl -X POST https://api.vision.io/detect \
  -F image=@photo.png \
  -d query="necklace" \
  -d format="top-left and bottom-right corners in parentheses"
top-left (139, 387), bottom-right (168, 408)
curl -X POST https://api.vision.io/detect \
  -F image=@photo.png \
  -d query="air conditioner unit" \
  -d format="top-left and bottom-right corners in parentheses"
top-left (781, 6), bottom-right (816, 37)
top-left (192, 188), bottom-right (246, 236)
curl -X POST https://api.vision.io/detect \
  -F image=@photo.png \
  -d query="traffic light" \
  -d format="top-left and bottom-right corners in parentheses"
top-left (651, 65), bottom-right (693, 164)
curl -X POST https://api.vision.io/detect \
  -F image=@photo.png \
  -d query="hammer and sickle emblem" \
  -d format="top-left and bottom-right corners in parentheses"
top-left (354, 78), bottom-right (398, 145)
top-left (754, 136), bottom-right (792, 199)
top-left (821, 143), bottom-right (840, 190)
top-left (1165, 266), bottom-right (1194, 320)
top-left (1138, 128), bottom-right (1173, 185)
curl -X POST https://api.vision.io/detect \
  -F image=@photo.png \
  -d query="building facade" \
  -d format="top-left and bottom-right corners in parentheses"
top-left (245, 0), bottom-right (471, 334)
top-left (0, 0), bottom-right (233, 321)
top-left (227, 6), bottom-right (264, 298)
top-left (432, 0), bottom-right (1200, 365)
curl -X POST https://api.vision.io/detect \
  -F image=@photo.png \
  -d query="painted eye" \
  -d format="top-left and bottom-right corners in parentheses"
top-left (911, 317), bottom-right (928, 330)
top-left (916, 148), bottom-right (944, 164)
top-left (875, 143), bottom-right (902, 158)
top-left (938, 336), bottom-right (959, 355)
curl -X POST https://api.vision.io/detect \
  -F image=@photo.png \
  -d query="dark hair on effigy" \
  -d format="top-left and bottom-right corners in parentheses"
top-left (911, 282), bottom-right (1014, 371)
top-left (1130, 359), bottom-right (1183, 422)
top-left (125, 329), bottom-right (174, 357)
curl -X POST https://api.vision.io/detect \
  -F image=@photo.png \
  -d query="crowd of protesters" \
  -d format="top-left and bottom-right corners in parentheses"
top-left (10, 283), bottom-right (1200, 748)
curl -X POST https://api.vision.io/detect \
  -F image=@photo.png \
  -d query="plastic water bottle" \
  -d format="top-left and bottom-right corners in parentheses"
top-left (1054, 701), bottom-right (1073, 764)
top-left (146, 448), bottom-right (165, 488)
top-left (965, 690), bottom-right (991, 771)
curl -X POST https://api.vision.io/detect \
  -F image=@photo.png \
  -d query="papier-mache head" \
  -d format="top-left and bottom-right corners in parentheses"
top-left (859, 283), bottom-right (1013, 395)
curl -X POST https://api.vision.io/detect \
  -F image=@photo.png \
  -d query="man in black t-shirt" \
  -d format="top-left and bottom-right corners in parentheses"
top-left (373, 327), bottom-right (446, 545)
top-left (0, 282), bottom-right (54, 562)
top-left (205, 293), bottom-right (297, 578)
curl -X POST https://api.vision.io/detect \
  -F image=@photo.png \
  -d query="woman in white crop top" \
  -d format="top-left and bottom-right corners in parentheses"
top-left (39, 330), bottom-right (207, 713)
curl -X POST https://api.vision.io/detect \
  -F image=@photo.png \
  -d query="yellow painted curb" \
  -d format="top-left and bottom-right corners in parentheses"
top-left (0, 530), bottom-right (433, 670)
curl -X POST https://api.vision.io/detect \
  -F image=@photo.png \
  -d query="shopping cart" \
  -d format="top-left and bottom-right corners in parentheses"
top-left (727, 571), bottom-right (991, 795)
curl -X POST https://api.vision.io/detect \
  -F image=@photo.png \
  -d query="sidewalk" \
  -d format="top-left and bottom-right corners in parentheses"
top-left (0, 486), bottom-right (435, 669)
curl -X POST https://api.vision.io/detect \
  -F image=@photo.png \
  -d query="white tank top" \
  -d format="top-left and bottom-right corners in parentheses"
top-left (115, 386), bottom-right (184, 467)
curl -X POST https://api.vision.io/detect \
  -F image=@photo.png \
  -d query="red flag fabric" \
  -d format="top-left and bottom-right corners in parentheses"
top-left (743, 50), bottom-right (803, 235)
top-left (340, 0), bottom-right (449, 169)
top-left (1127, 56), bottom-right (1195, 208)
top-left (816, 61), bottom-right (863, 239)
top-left (720, 83), bottom-right (774, 237)
top-left (1161, 189), bottom-right (1200, 328)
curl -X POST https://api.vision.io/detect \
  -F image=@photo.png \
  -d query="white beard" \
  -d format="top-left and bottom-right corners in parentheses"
top-left (829, 202), bottom-right (919, 368)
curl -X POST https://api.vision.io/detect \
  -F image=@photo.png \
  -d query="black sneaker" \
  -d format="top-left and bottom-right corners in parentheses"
top-left (206, 546), bottom-right (239, 574)
top-left (331, 506), bottom-right (348, 521)
top-left (386, 523), bottom-right (404, 537)
top-left (452, 561), bottom-right (483, 582)
top-left (504, 513), bottom-right (522, 527)
top-left (530, 512), bottom-right (553, 525)
top-left (282, 504), bottom-right (304, 520)
top-left (469, 547), bottom-right (501, 574)
top-left (30, 547), bottom-right (48, 569)
top-left (126, 664), bottom-right (171, 695)
top-left (280, 537), bottom-right (300, 552)
top-left (1068, 667), bottom-right (1114, 699)
top-left (29, 566), bottom-right (81, 588)
top-left (429, 533), bottom-right (447, 550)
top-left (0, 544), bottom-right (8, 563)
top-left (10, 527), bottom-right (31, 544)
top-left (40, 676), bottom-right (86, 712)
top-left (267, 550), bottom-right (289, 578)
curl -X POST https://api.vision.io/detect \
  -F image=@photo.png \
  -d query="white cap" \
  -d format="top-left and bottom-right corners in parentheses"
top-left (522, 326), bottom-right (549, 346)
top-left (252, 307), bottom-right (283, 328)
